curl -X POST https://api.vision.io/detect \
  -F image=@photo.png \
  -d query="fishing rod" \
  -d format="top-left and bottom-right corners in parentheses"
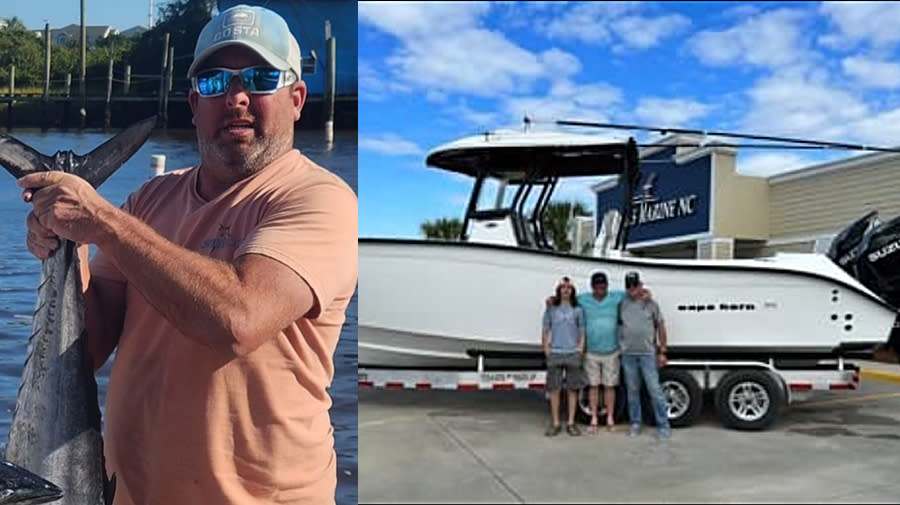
top-left (523, 116), bottom-right (900, 154)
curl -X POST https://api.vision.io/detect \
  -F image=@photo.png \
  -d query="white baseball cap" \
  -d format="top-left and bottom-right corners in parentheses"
top-left (187, 4), bottom-right (302, 80)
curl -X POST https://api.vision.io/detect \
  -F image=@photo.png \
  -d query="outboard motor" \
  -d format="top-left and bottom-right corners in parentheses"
top-left (827, 210), bottom-right (879, 278)
top-left (854, 214), bottom-right (900, 309)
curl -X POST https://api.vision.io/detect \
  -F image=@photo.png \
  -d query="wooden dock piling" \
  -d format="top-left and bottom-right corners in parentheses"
top-left (324, 21), bottom-right (336, 144)
top-left (42, 23), bottom-right (51, 130)
top-left (7, 65), bottom-right (14, 130)
top-left (105, 59), bottom-right (114, 129)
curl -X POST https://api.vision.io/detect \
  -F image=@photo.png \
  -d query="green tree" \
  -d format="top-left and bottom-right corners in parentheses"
top-left (0, 1), bottom-right (216, 95)
top-left (421, 218), bottom-right (464, 241)
top-left (126, 0), bottom-right (217, 94)
top-left (0, 17), bottom-right (44, 87)
top-left (49, 40), bottom-right (80, 90)
top-left (92, 33), bottom-right (136, 65)
top-left (541, 200), bottom-right (590, 252)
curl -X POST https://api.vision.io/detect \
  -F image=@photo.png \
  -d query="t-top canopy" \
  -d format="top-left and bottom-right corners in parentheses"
top-left (425, 130), bottom-right (634, 183)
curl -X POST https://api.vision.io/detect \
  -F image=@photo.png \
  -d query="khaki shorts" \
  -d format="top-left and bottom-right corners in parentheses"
top-left (584, 351), bottom-right (620, 386)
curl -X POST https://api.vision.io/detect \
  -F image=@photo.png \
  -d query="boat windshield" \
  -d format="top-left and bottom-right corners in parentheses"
top-left (462, 172), bottom-right (559, 249)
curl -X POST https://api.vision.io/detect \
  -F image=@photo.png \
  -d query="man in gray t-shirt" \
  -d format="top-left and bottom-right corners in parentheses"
top-left (618, 271), bottom-right (671, 438)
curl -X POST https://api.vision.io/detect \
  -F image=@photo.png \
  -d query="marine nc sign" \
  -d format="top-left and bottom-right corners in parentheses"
top-left (628, 172), bottom-right (699, 226)
top-left (596, 147), bottom-right (711, 244)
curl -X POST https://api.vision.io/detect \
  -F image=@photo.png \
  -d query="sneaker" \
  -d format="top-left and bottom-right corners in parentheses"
top-left (657, 427), bottom-right (672, 440)
top-left (566, 424), bottom-right (581, 436)
top-left (629, 424), bottom-right (641, 437)
top-left (545, 424), bottom-right (561, 437)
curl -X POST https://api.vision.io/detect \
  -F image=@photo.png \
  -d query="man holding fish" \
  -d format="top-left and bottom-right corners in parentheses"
top-left (15, 5), bottom-right (356, 505)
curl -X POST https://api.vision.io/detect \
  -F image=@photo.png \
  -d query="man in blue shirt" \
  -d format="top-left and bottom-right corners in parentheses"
top-left (578, 272), bottom-right (626, 434)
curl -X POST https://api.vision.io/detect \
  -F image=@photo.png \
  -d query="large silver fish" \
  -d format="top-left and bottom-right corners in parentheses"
top-left (0, 460), bottom-right (61, 504)
top-left (0, 116), bottom-right (156, 504)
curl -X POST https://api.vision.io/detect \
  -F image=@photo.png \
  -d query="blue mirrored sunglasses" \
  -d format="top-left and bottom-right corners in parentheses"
top-left (191, 66), bottom-right (297, 98)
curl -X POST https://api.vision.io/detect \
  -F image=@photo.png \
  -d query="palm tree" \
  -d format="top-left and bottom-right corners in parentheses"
top-left (541, 200), bottom-right (590, 252)
top-left (420, 217), bottom-right (464, 241)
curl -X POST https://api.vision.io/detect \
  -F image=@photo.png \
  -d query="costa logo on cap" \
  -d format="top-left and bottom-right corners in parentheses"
top-left (224, 9), bottom-right (255, 27)
top-left (213, 9), bottom-right (260, 42)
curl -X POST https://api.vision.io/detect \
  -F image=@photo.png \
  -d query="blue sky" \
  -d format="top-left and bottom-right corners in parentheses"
top-left (360, 1), bottom-right (900, 239)
top-left (4, 0), bottom-right (164, 32)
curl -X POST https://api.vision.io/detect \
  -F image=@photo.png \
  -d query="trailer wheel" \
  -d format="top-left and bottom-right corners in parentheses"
top-left (659, 368), bottom-right (703, 428)
top-left (638, 368), bottom-right (703, 427)
top-left (714, 369), bottom-right (785, 430)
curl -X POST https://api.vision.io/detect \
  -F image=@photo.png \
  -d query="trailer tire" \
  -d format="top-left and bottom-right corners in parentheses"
top-left (714, 369), bottom-right (785, 430)
top-left (659, 368), bottom-right (703, 428)
top-left (637, 368), bottom-right (702, 428)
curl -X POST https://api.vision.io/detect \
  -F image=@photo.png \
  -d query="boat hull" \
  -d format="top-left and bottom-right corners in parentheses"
top-left (360, 239), bottom-right (896, 370)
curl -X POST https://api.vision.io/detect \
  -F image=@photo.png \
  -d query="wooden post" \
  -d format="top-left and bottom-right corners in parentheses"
top-left (43, 23), bottom-right (51, 130)
top-left (80, 0), bottom-right (86, 128)
top-left (123, 65), bottom-right (131, 95)
top-left (167, 46), bottom-right (174, 93)
top-left (324, 21), bottom-right (336, 143)
top-left (43, 23), bottom-right (51, 100)
top-left (158, 32), bottom-right (169, 128)
top-left (105, 59), bottom-right (114, 129)
top-left (7, 65), bottom-right (14, 130)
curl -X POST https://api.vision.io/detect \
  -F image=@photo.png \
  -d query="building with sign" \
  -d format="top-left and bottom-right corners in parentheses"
top-left (591, 134), bottom-right (900, 260)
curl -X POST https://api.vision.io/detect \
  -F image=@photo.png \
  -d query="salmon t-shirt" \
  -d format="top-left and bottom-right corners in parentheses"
top-left (90, 149), bottom-right (358, 505)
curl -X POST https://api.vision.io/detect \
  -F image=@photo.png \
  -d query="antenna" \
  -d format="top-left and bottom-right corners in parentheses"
top-left (148, 0), bottom-right (153, 28)
top-left (524, 116), bottom-right (900, 154)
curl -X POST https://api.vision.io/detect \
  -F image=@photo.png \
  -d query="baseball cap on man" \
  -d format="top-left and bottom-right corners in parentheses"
top-left (590, 272), bottom-right (608, 286)
top-left (187, 4), bottom-right (303, 80)
top-left (625, 271), bottom-right (641, 288)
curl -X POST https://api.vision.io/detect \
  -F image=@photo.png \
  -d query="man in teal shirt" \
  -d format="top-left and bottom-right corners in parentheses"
top-left (578, 272), bottom-right (626, 433)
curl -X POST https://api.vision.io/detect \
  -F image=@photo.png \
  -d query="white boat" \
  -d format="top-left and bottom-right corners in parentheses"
top-left (359, 129), bottom-right (899, 370)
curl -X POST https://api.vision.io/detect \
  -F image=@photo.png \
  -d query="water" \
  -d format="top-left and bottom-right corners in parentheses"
top-left (0, 127), bottom-right (358, 504)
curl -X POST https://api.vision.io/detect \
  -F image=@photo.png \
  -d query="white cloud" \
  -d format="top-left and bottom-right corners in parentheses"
top-left (614, 14), bottom-right (692, 50)
top-left (741, 72), bottom-right (869, 141)
top-left (635, 98), bottom-right (713, 126)
top-left (540, 2), bottom-right (689, 49)
top-left (503, 80), bottom-right (624, 125)
top-left (721, 4), bottom-right (763, 20)
top-left (540, 48), bottom-right (582, 78)
top-left (446, 100), bottom-right (501, 129)
top-left (841, 56), bottom-right (900, 89)
top-left (819, 1), bottom-right (900, 49)
top-left (359, 134), bottom-right (424, 157)
top-left (687, 8), bottom-right (811, 68)
top-left (385, 29), bottom-right (546, 97)
top-left (358, 2), bottom-right (489, 38)
top-left (361, 2), bottom-right (585, 99)
top-left (736, 152), bottom-right (818, 178)
top-left (359, 60), bottom-right (411, 102)
top-left (738, 71), bottom-right (900, 152)
top-left (846, 108), bottom-right (900, 146)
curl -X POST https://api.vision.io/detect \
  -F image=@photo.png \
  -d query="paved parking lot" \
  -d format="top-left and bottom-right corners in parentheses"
top-left (360, 369), bottom-right (900, 503)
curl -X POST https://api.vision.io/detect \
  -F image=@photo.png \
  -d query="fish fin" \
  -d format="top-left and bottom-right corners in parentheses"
top-left (0, 135), bottom-right (53, 179)
top-left (104, 472), bottom-right (117, 505)
top-left (76, 115), bottom-right (157, 189)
